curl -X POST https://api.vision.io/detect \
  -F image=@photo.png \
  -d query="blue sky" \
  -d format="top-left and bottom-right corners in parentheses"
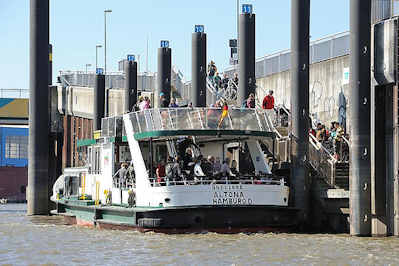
top-left (0, 0), bottom-right (349, 90)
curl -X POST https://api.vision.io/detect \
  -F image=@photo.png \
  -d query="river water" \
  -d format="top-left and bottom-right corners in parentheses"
top-left (1, 204), bottom-right (399, 265)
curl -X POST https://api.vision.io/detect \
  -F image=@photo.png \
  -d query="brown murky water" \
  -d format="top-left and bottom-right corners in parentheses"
top-left (1, 204), bottom-right (399, 265)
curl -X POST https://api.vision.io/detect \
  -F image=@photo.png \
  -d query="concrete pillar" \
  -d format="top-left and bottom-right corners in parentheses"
top-left (94, 74), bottom-right (105, 131)
top-left (124, 60), bottom-right (138, 112)
top-left (349, 0), bottom-right (371, 236)
top-left (290, 0), bottom-right (310, 225)
top-left (28, 0), bottom-right (49, 215)
top-left (192, 27), bottom-right (207, 107)
top-left (157, 44), bottom-right (172, 107)
top-left (237, 7), bottom-right (256, 106)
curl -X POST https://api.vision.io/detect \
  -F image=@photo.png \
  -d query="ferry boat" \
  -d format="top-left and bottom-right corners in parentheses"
top-left (51, 107), bottom-right (298, 233)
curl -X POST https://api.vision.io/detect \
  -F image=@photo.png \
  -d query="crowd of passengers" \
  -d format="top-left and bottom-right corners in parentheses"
top-left (154, 153), bottom-right (239, 185)
top-left (310, 121), bottom-right (349, 162)
top-left (152, 147), bottom-right (264, 186)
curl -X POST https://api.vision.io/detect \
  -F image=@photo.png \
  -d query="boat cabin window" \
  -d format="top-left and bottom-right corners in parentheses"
top-left (87, 146), bottom-right (101, 174)
top-left (143, 136), bottom-right (276, 187)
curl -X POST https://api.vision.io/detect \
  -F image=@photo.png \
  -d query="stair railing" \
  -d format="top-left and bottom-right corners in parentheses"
top-left (308, 133), bottom-right (338, 186)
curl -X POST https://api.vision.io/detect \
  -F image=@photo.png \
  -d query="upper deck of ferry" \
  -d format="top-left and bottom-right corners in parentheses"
top-left (100, 107), bottom-right (276, 141)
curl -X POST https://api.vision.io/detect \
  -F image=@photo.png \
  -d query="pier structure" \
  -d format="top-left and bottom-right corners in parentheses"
top-left (156, 41), bottom-right (172, 107)
top-left (350, 0), bottom-right (372, 237)
top-left (124, 56), bottom-right (138, 113)
top-left (237, 4), bottom-right (256, 106)
top-left (192, 25), bottom-right (207, 107)
top-left (27, 0), bottom-right (49, 215)
top-left (93, 70), bottom-right (105, 131)
top-left (290, 0), bottom-right (310, 224)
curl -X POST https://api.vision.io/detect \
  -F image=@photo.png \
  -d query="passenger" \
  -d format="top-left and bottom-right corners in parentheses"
top-left (233, 73), bottom-right (239, 86)
top-left (159, 92), bottom-right (169, 108)
top-left (230, 159), bottom-right (239, 176)
top-left (155, 160), bottom-right (166, 185)
top-left (262, 90), bottom-right (274, 110)
top-left (137, 96), bottom-right (144, 111)
top-left (194, 155), bottom-right (206, 178)
top-left (118, 163), bottom-right (128, 188)
top-left (208, 61), bottom-right (217, 80)
top-left (169, 98), bottom-right (179, 108)
top-left (334, 122), bottom-right (344, 160)
top-left (172, 156), bottom-right (182, 180)
top-left (217, 101), bottom-right (229, 128)
top-left (221, 74), bottom-right (229, 89)
top-left (165, 156), bottom-right (175, 179)
top-left (139, 96), bottom-right (147, 111)
top-left (329, 122), bottom-right (337, 140)
top-left (213, 157), bottom-right (222, 174)
top-left (262, 90), bottom-right (275, 122)
top-left (214, 72), bottom-right (222, 89)
top-left (201, 156), bottom-right (214, 176)
top-left (316, 123), bottom-right (325, 142)
top-left (221, 158), bottom-right (235, 177)
top-left (143, 96), bottom-right (151, 109)
top-left (183, 149), bottom-right (193, 170)
top-left (246, 93), bottom-right (256, 108)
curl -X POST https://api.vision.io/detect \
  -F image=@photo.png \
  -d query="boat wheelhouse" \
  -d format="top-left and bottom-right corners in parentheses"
top-left (51, 107), bottom-right (298, 232)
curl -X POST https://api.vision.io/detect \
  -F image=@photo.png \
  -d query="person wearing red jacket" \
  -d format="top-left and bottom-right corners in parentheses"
top-left (262, 90), bottom-right (275, 124)
top-left (262, 90), bottom-right (275, 110)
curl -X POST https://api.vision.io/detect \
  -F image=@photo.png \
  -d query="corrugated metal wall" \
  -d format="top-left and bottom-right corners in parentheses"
top-left (372, 0), bottom-right (392, 23)
top-left (224, 32), bottom-right (350, 79)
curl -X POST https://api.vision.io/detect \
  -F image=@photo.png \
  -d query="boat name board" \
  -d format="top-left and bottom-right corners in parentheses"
top-left (212, 185), bottom-right (253, 205)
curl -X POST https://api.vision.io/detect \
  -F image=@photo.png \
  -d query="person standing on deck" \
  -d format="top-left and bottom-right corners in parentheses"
top-left (169, 98), bottom-right (179, 108)
top-left (218, 101), bottom-right (229, 128)
top-left (160, 92), bottom-right (169, 108)
top-left (118, 163), bottom-right (128, 188)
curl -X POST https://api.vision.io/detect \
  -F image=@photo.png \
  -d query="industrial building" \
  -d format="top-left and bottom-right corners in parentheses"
top-left (0, 95), bottom-right (28, 202)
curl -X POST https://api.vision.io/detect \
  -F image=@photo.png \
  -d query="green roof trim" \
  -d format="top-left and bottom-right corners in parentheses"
top-left (134, 130), bottom-right (275, 140)
top-left (77, 139), bottom-right (96, 147)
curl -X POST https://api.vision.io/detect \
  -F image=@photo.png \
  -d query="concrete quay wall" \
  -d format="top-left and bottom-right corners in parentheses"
top-left (256, 55), bottom-right (350, 129)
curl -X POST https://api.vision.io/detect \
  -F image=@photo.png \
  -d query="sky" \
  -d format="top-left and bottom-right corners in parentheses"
top-left (0, 0), bottom-right (350, 90)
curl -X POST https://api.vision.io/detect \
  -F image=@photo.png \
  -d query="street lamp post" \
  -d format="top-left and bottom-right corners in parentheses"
top-left (104, 9), bottom-right (112, 75)
top-left (96, 44), bottom-right (102, 70)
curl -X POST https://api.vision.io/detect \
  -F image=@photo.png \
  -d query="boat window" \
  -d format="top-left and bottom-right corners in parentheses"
top-left (90, 146), bottom-right (101, 174)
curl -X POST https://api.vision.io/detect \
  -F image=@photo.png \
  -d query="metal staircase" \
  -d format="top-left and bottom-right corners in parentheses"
top-left (259, 105), bottom-right (350, 190)
top-left (206, 78), bottom-right (238, 104)
top-left (204, 79), bottom-right (350, 189)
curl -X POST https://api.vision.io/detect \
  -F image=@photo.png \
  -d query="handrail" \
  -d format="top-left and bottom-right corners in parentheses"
top-left (309, 133), bottom-right (337, 163)
top-left (150, 178), bottom-right (284, 187)
top-left (342, 136), bottom-right (350, 146)
top-left (120, 107), bottom-right (275, 136)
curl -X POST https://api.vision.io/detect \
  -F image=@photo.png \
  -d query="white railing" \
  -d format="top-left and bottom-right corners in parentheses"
top-left (125, 107), bottom-right (274, 134)
top-left (150, 177), bottom-right (284, 187)
top-left (206, 77), bottom-right (238, 103)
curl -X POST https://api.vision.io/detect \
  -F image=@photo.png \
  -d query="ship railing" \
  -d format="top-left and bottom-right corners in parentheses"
top-left (149, 177), bottom-right (284, 187)
top-left (126, 107), bottom-right (275, 134)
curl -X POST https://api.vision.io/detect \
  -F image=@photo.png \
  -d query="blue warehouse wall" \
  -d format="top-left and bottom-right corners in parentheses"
top-left (0, 127), bottom-right (28, 167)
